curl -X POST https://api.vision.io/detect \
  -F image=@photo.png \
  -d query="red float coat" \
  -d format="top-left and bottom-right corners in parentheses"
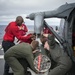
top-left (3, 22), bottom-right (31, 42)
top-left (43, 27), bottom-right (52, 34)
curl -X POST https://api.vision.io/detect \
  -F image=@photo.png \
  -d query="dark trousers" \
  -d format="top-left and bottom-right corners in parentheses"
top-left (2, 41), bottom-right (15, 75)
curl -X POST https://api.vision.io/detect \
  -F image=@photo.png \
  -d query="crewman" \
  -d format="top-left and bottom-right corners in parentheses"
top-left (40, 34), bottom-right (72, 75)
top-left (4, 40), bottom-right (39, 75)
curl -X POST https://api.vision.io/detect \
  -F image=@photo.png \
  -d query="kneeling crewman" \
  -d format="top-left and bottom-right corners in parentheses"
top-left (4, 40), bottom-right (39, 75)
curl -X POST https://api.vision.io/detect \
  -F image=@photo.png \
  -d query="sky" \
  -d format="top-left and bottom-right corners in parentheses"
top-left (0, 0), bottom-right (75, 26)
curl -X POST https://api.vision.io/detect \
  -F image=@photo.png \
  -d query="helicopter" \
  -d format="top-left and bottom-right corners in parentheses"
top-left (26, 2), bottom-right (75, 75)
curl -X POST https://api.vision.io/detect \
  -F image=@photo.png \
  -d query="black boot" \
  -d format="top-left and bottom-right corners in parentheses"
top-left (27, 71), bottom-right (32, 75)
top-left (9, 73), bottom-right (13, 75)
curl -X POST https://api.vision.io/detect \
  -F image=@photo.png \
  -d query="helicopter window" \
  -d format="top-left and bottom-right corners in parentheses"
top-left (58, 19), bottom-right (65, 39)
top-left (45, 18), bottom-right (61, 32)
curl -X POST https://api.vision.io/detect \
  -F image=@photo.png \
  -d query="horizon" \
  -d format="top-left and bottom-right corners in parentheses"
top-left (0, 18), bottom-right (61, 26)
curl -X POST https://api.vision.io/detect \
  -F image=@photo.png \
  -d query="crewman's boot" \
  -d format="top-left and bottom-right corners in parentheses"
top-left (27, 71), bottom-right (32, 75)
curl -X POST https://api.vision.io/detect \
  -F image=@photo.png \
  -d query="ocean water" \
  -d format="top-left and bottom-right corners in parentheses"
top-left (0, 25), bottom-right (34, 44)
top-left (0, 25), bottom-right (6, 44)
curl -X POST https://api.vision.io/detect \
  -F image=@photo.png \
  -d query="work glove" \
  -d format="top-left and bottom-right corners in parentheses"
top-left (30, 34), bottom-right (36, 40)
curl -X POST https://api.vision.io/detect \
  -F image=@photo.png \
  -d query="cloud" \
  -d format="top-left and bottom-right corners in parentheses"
top-left (0, 0), bottom-right (75, 25)
top-left (0, 0), bottom-right (74, 15)
top-left (0, 0), bottom-right (49, 15)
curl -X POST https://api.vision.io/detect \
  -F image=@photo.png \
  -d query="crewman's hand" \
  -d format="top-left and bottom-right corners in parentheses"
top-left (33, 50), bottom-right (39, 53)
top-left (44, 41), bottom-right (50, 50)
top-left (30, 34), bottom-right (36, 40)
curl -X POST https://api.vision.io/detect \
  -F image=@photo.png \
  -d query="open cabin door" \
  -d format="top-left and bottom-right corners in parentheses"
top-left (72, 13), bottom-right (75, 56)
top-left (68, 8), bottom-right (75, 57)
